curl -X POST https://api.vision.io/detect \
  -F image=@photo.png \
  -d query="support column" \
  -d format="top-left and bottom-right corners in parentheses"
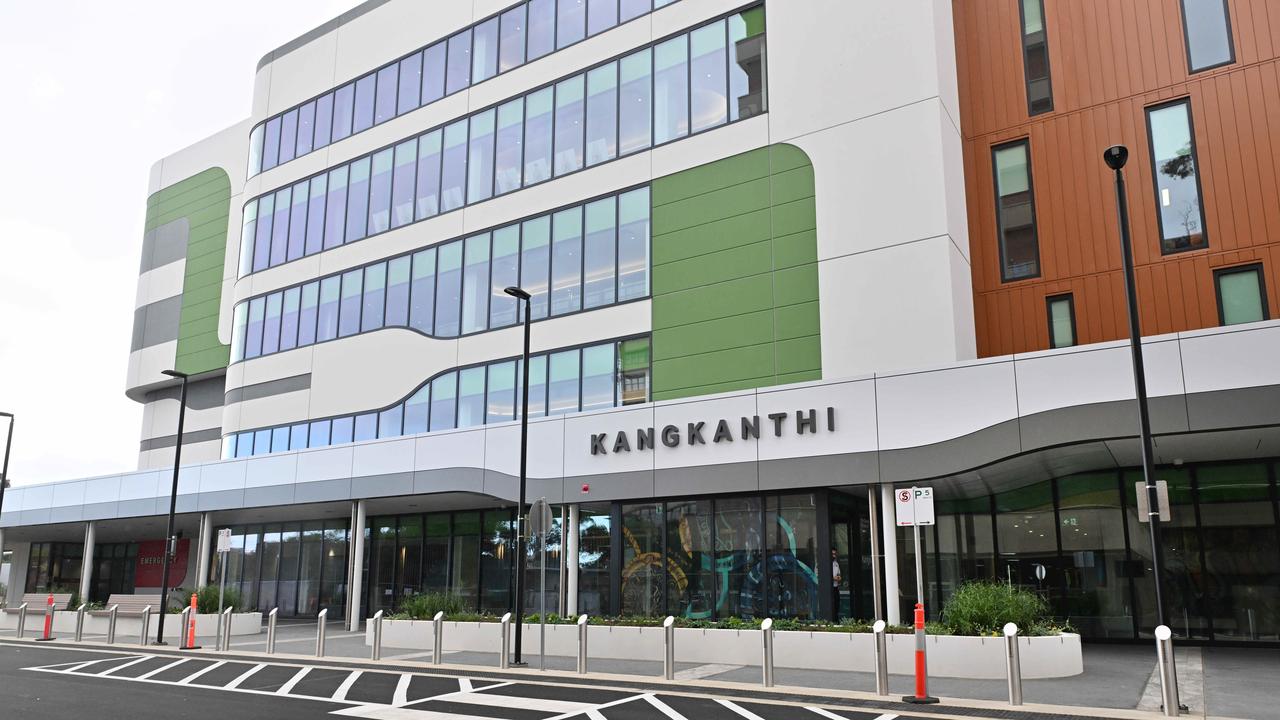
top-left (195, 513), bottom-right (213, 589)
top-left (348, 499), bottom-right (367, 632)
top-left (0, 528), bottom-right (6, 603)
top-left (880, 484), bottom-right (901, 625)
top-left (79, 521), bottom-right (95, 604)
top-left (566, 504), bottom-right (579, 617)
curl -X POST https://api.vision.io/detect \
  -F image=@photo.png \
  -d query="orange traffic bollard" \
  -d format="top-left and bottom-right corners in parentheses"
top-left (902, 602), bottom-right (938, 704)
top-left (186, 594), bottom-right (199, 649)
top-left (36, 593), bottom-right (55, 642)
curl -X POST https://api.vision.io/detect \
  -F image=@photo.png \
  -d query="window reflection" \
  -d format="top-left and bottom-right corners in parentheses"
top-left (1147, 100), bottom-right (1207, 253)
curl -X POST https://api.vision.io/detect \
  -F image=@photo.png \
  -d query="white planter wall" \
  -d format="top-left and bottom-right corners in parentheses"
top-left (0, 611), bottom-right (262, 639)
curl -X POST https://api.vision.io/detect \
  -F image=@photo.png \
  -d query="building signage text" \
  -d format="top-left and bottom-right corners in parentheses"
top-left (590, 407), bottom-right (836, 456)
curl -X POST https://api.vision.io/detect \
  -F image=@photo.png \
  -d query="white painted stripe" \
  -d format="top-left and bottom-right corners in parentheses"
top-left (543, 693), bottom-right (648, 720)
top-left (444, 692), bottom-right (593, 714)
top-left (398, 681), bottom-right (515, 709)
top-left (136, 658), bottom-right (188, 680)
top-left (332, 670), bottom-right (362, 702)
top-left (392, 673), bottom-right (411, 706)
top-left (872, 714), bottom-right (898, 720)
top-left (276, 666), bottom-right (311, 694)
top-left (225, 663), bottom-right (266, 689)
top-left (717, 699), bottom-right (767, 720)
top-left (644, 694), bottom-right (689, 720)
top-left (64, 656), bottom-right (140, 673)
top-left (458, 677), bottom-right (472, 692)
top-left (807, 707), bottom-right (896, 720)
top-left (178, 660), bottom-right (226, 685)
top-left (98, 655), bottom-right (153, 676)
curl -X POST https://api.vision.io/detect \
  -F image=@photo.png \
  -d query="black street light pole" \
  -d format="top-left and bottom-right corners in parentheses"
top-left (155, 369), bottom-right (189, 645)
top-left (1105, 145), bottom-right (1168, 629)
top-left (504, 286), bottom-right (532, 665)
top-left (0, 412), bottom-right (13, 583)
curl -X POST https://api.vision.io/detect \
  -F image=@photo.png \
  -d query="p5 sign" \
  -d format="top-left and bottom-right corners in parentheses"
top-left (895, 486), bottom-right (935, 527)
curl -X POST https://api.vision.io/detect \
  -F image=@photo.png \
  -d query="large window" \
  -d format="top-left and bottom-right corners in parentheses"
top-left (209, 520), bottom-right (349, 619)
top-left (1146, 100), bottom-right (1207, 254)
top-left (993, 141), bottom-right (1040, 281)
top-left (1046, 293), bottom-right (1076, 348)
top-left (238, 7), bottom-right (764, 278)
top-left (248, 0), bottom-right (684, 177)
top-left (1018, 0), bottom-right (1053, 115)
top-left (1215, 264), bottom-right (1268, 326)
top-left (232, 187), bottom-right (649, 362)
top-left (1179, 0), bottom-right (1235, 73)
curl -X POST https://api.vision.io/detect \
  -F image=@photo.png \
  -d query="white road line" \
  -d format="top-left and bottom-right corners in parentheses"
top-left (807, 707), bottom-right (896, 720)
top-left (717, 699), bottom-right (767, 720)
top-left (398, 681), bottom-right (513, 709)
top-left (332, 707), bottom-right (508, 720)
top-left (276, 666), bottom-right (311, 694)
top-left (226, 663), bottom-right (267, 689)
top-left (178, 660), bottom-right (226, 685)
top-left (391, 673), bottom-right (411, 706)
top-left (543, 693), bottom-right (649, 720)
top-left (332, 670), bottom-right (363, 701)
top-left (643, 694), bottom-right (689, 720)
top-left (98, 655), bottom-right (154, 677)
top-left (441, 692), bottom-right (593, 714)
top-left (873, 714), bottom-right (899, 720)
top-left (62, 656), bottom-right (141, 673)
top-left (457, 677), bottom-right (472, 692)
top-left (136, 658), bottom-right (188, 680)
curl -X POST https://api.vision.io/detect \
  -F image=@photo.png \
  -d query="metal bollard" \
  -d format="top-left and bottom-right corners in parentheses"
top-left (576, 615), bottom-right (589, 675)
top-left (139, 606), bottom-right (152, 646)
top-left (499, 612), bottom-right (511, 669)
top-left (662, 616), bottom-right (675, 680)
top-left (761, 618), bottom-right (775, 688)
top-left (267, 608), bottom-right (278, 654)
top-left (1004, 622), bottom-right (1023, 706)
top-left (74, 604), bottom-right (86, 642)
top-left (315, 608), bottom-right (328, 657)
top-left (219, 606), bottom-right (232, 651)
top-left (1155, 625), bottom-right (1181, 717)
top-left (178, 607), bottom-right (192, 649)
top-left (14, 603), bottom-right (27, 638)
top-left (106, 605), bottom-right (119, 645)
top-left (371, 610), bottom-right (384, 661)
top-left (432, 611), bottom-right (444, 665)
top-left (872, 620), bottom-right (889, 696)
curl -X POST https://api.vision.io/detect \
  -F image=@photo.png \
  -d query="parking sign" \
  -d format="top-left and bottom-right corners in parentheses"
top-left (216, 528), bottom-right (232, 553)
top-left (895, 486), bottom-right (935, 526)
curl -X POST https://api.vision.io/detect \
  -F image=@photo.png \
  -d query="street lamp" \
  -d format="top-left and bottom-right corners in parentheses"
top-left (0, 411), bottom-right (13, 603)
top-left (503, 286), bottom-right (532, 665)
top-left (1104, 145), bottom-right (1168, 630)
top-left (155, 369), bottom-right (189, 645)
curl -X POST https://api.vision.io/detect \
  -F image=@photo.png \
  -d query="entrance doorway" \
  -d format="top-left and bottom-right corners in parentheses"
top-left (829, 489), bottom-right (875, 622)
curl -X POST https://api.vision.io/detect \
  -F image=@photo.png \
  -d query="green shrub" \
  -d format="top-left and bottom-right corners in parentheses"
top-left (941, 581), bottom-right (1060, 636)
top-left (184, 585), bottom-right (245, 613)
top-left (398, 592), bottom-right (466, 620)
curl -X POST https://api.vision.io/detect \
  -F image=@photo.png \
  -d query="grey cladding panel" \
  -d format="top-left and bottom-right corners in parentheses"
top-left (138, 218), bottom-right (190, 273)
top-left (131, 296), bottom-right (183, 351)
top-left (145, 376), bottom-right (227, 412)
top-left (225, 374), bottom-right (311, 405)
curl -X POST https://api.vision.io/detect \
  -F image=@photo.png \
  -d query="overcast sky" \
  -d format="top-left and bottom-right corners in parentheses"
top-left (0, 0), bottom-right (364, 486)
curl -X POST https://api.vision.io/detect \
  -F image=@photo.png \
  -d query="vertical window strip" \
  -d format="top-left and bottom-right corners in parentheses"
top-left (1019, 0), bottom-right (1053, 115)
top-left (992, 140), bottom-right (1041, 282)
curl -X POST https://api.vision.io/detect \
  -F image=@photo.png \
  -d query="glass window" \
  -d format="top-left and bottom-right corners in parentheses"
top-left (526, 354), bottom-right (549, 417)
top-left (339, 268), bottom-right (363, 338)
top-left (481, 510), bottom-right (514, 613)
top-left (581, 343), bottom-right (614, 411)
top-left (578, 504), bottom-right (612, 615)
top-left (362, 262), bottom-right (387, 332)
top-left (587, 0), bottom-right (618, 35)
top-left (367, 148), bottom-right (394, 235)
top-left (717, 497), bottom-right (763, 618)
top-left (559, 0), bottom-right (587, 48)
top-left (386, 255), bottom-right (411, 327)
top-left (499, 5), bottom-right (526, 73)
top-left (238, 199), bottom-right (257, 278)
top-left (1020, 0), bottom-right (1053, 115)
top-left (280, 286), bottom-right (301, 352)
top-left (995, 481), bottom-right (1063, 611)
top-left (548, 348), bottom-right (580, 415)
top-left (618, 336), bottom-right (650, 404)
top-left (375, 64), bottom-right (398, 125)
top-left (254, 429), bottom-right (272, 455)
top-left (690, 20), bottom-right (728, 132)
top-left (397, 51), bottom-right (423, 115)
top-left (430, 371), bottom-right (457, 431)
top-left (729, 8), bottom-right (766, 122)
top-left (551, 206), bottom-right (583, 315)
top-left (318, 276), bottom-right (340, 342)
top-left (654, 36), bottom-right (689, 144)
top-left (391, 139), bottom-right (417, 229)
top-left (524, 87), bottom-right (554, 185)
top-left (1148, 100), bottom-right (1207, 253)
top-left (410, 247), bottom-right (437, 334)
top-left (1047, 293), bottom-right (1076, 348)
top-left (308, 419), bottom-right (331, 448)
top-left (252, 191), bottom-right (273, 272)
top-left (1126, 469), bottom-right (1205, 639)
top-left (422, 42), bottom-right (446, 104)
top-left (467, 109), bottom-right (496, 204)
top-left (324, 166), bottom-right (348, 250)
top-left (441, 120), bottom-right (469, 212)
top-left (271, 426), bottom-right (290, 453)
top-left (554, 74), bottom-right (585, 176)
top-left (245, 296), bottom-right (265, 359)
top-left (415, 129), bottom-right (442, 220)
top-left (404, 385), bottom-right (430, 435)
top-left (353, 73), bottom-right (376, 133)
top-left (262, 116), bottom-right (281, 171)
top-left (332, 82), bottom-right (355, 142)
top-left (621, 503), bottom-right (663, 615)
top-left (583, 197), bottom-right (617, 309)
top-left (1216, 265), bottom-right (1268, 325)
top-left (248, 123), bottom-right (264, 177)
top-left (331, 416), bottom-right (355, 445)
top-left (345, 156), bottom-right (371, 243)
top-left (435, 241), bottom-right (463, 336)
top-left (296, 101), bottom-right (316, 157)
top-left (521, 215), bottom-right (552, 320)
top-left (621, 0), bottom-right (650, 23)
top-left (1196, 463), bottom-right (1279, 641)
top-left (305, 175), bottom-right (327, 255)
top-left (457, 366), bottom-right (486, 428)
top-left (230, 302), bottom-right (248, 362)
top-left (619, 48), bottom-right (652, 155)
top-left (235, 432), bottom-right (254, 458)
top-left (489, 225), bottom-right (520, 328)
top-left (1056, 473), bottom-right (1131, 639)
top-left (767, 494), bottom-right (819, 620)
top-left (314, 93), bottom-right (334, 150)
top-left (993, 141), bottom-right (1040, 281)
top-left (473, 17), bottom-right (499, 83)
top-left (585, 63), bottom-right (617, 166)
top-left (618, 187), bottom-right (650, 301)
top-left (378, 404), bottom-right (403, 439)
top-left (486, 360), bottom-right (516, 424)
top-left (495, 99), bottom-right (524, 195)
top-left (298, 281), bottom-right (319, 346)
top-left (278, 109), bottom-right (298, 164)
top-left (354, 413), bottom-right (378, 441)
top-left (1181, 0), bottom-right (1234, 72)
top-left (446, 29), bottom-right (472, 96)
top-left (527, 0), bottom-right (556, 60)
top-left (461, 233), bottom-right (491, 334)
top-left (270, 187), bottom-right (291, 267)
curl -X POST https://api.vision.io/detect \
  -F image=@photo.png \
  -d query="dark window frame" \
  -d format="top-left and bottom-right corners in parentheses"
top-left (1213, 262), bottom-right (1269, 326)
top-left (1017, 0), bottom-right (1054, 116)
top-left (1045, 292), bottom-right (1077, 349)
top-left (1144, 97), bottom-right (1210, 256)
top-left (991, 138), bottom-right (1042, 283)
top-left (1178, 0), bottom-right (1236, 74)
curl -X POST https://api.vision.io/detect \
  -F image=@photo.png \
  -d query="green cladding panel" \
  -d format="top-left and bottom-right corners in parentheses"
top-left (144, 168), bottom-right (233, 375)
top-left (650, 144), bottom-right (820, 401)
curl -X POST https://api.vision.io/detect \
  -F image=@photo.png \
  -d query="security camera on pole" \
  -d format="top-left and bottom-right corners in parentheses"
top-left (896, 486), bottom-right (938, 705)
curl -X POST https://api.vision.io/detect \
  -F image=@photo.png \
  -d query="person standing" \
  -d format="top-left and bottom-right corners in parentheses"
top-left (831, 548), bottom-right (843, 621)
